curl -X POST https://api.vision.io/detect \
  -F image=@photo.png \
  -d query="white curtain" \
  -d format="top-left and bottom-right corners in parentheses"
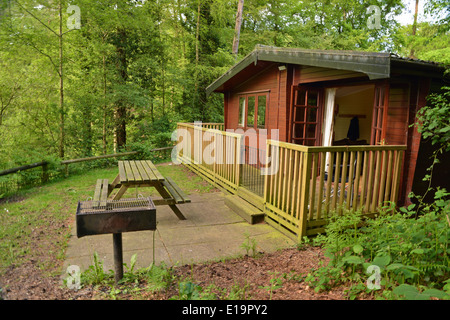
top-left (323, 88), bottom-right (336, 172)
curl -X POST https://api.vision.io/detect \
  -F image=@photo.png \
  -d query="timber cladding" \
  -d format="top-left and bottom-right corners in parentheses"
top-left (226, 64), bottom-right (289, 142)
top-left (385, 83), bottom-right (410, 146)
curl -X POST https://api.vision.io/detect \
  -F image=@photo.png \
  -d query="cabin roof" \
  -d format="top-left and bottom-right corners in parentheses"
top-left (206, 45), bottom-right (447, 96)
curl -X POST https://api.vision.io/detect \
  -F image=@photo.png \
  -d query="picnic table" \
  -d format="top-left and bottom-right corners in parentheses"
top-left (93, 160), bottom-right (190, 220)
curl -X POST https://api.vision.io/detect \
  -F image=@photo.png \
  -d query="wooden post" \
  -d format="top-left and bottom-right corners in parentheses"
top-left (264, 140), bottom-right (270, 204)
top-left (316, 152), bottom-right (326, 219)
top-left (235, 135), bottom-right (242, 188)
top-left (298, 151), bottom-right (312, 240)
top-left (42, 162), bottom-right (49, 183)
top-left (391, 150), bottom-right (404, 203)
top-left (65, 164), bottom-right (69, 177)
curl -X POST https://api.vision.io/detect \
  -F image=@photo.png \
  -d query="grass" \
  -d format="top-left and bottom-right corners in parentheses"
top-left (2, 160), bottom-right (448, 300)
top-left (0, 167), bottom-right (116, 274)
top-left (0, 163), bottom-right (215, 275)
top-left (156, 163), bottom-right (216, 194)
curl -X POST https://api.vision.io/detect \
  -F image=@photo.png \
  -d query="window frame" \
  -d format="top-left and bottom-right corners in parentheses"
top-left (290, 86), bottom-right (323, 146)
top-left (237, 91), bottom-right (269, 130)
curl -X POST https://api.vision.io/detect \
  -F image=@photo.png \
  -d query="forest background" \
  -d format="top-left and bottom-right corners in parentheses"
top-left (0, 0), bottom-right (448, 172)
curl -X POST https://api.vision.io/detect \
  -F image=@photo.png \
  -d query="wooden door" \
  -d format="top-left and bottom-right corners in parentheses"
top-left (371, 82), bottom-right (389, 145)
top-left (290, 86), bottom-right (323, 146)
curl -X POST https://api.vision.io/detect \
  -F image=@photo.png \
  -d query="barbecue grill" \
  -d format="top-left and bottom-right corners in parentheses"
top-left (76, 197), bottom-right (156, 238)
top-left (76, 197), bottom-right (156, 283)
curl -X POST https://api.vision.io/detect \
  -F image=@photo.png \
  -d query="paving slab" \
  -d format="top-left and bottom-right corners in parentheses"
top-left (63, 191), bottom-right (295, 277)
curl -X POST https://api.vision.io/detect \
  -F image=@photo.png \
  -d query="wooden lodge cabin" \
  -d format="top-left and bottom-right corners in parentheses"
top-left (205, 45), bottom-right (448, 208)
top-left (177, 46), bottom-right (448, 239)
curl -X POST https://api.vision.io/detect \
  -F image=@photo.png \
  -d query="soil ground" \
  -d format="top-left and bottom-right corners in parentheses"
top-left (0, 245), bottom-right (350, 300)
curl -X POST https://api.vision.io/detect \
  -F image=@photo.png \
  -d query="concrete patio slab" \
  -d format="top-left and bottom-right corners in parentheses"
top-left (63, 191), bottom-right (296, 276)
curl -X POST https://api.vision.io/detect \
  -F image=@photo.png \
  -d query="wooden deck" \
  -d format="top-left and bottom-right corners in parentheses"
top-left (264, 141), bottom-right (406, 239)
top-left (176, 123), bottom-right (406, 241)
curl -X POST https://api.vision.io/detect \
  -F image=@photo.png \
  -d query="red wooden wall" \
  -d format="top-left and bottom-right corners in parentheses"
top-left (225, 63), bottom-right (290, 149)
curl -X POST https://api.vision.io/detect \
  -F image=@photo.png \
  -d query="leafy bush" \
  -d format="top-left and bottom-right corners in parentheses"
top-left (307, 194), bottom-right (449, 299)
top-left (415, 86), bottom-right (450, 152)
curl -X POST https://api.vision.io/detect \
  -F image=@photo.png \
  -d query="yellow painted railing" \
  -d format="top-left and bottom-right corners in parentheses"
top-left (264, 140), bottom-right (406, 239)
top-left (176, 123), bottom-right (241, 193)
top-left (176, 123), bottom-right (407, 240)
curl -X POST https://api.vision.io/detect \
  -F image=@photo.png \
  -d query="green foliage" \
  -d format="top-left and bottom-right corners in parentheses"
top-left (306, 199), bottom-right (449, 299)
top-left (80, 252), bottom-right (115, 286)
top-left (393, 284), bottom-right (448, 300)
top-left (240, 231), bottom-right (258, 257)
top-left (415, 86), bottom-right (450, 152)
top-left (394, 22), bottom-right (450, 64)
top-left (1, 0), bottom-right (445, 174)
top-left (170, 281), bottom-right (217, 300)
top-left (143, 263), bottom-right (176, 293)
top-left (259, 271), bottom-right (284, 300)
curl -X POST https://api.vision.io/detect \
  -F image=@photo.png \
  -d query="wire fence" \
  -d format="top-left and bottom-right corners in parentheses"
top-left (0, 148), bottom-right (173, 199)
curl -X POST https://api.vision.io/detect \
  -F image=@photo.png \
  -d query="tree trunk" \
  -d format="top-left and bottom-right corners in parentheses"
top-left (232, 0), bottom-right (244, 58)
top-left (194, 0), bottom-right (201, 113)
top-left (115, 28), bottom-right (128, 150)
top-left (195, 0), bottom-right (200, 63)
top-left (103, 54), bottom-right (107, 154)
top-left (174, 0), bottom-right (186, 60)
top-left (115, 106), bottom-right (127, 148)
top-left (59, 1), bottom-right (65, 159)
top-left (410, 0), bottom-right (419, 58)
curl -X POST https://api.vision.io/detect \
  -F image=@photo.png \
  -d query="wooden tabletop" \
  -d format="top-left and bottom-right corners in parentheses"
top-left (118, 160), bottom-right (165, 183)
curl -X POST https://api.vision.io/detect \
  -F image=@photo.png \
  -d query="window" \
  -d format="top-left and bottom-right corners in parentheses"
top-left (247, 96), bottom-right (255, 126)
top-left (257, 95), bottom-right (266, 128)
top-left (239, 97), bottom-right (245, 127)
top-left (238, 92), bottom-right (268, 129)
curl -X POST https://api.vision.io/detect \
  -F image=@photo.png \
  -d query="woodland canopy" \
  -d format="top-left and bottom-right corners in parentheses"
top-left (0, 0), bottom-right (448, 168)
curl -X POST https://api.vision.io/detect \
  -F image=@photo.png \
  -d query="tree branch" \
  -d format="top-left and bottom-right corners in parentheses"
top-left (26, 40), bottom-right (61, 77)
top-left (13, 0), bottom-right (59, 37)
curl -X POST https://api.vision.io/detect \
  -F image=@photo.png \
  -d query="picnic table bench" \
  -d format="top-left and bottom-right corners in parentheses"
top-left (79, 159), bottom-right (188, 284)
top-left (93, 178), bottom-right (110, 208)
top-left (101, 160), bottom-right (190, 220)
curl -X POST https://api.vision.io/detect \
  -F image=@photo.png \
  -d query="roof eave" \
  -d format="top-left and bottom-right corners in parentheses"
top-left (206, 51), bottom-right (258, 96)
top-left (206, 47), bottom-right (392, 96)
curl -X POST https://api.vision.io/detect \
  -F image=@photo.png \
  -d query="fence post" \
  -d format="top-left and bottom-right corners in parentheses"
top-left (263, 140), bottom-right (270, 204)
top-left (391, 149), bottom-right (404, 203)
top-left (42, 162), bottom-right (49, 183)
top-left (298, 150), bottom-right (312, 241)
top-left (235, 134), bottom-right (242, 188)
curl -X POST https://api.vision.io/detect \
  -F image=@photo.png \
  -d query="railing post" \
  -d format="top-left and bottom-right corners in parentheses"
top-left (235, 134), bottom-right (242, 188)
top-left (298, 150), bottom-right (312, 241)
top-left (391, 149), bottom-right (404, 203)
top-left (263, 140), bottom-right (270, 204)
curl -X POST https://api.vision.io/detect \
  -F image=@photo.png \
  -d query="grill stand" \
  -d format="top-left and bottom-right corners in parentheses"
top-left (113, 233), bottom-right (123, 283)
top-left (75, 197), bottom-right (157, 285)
